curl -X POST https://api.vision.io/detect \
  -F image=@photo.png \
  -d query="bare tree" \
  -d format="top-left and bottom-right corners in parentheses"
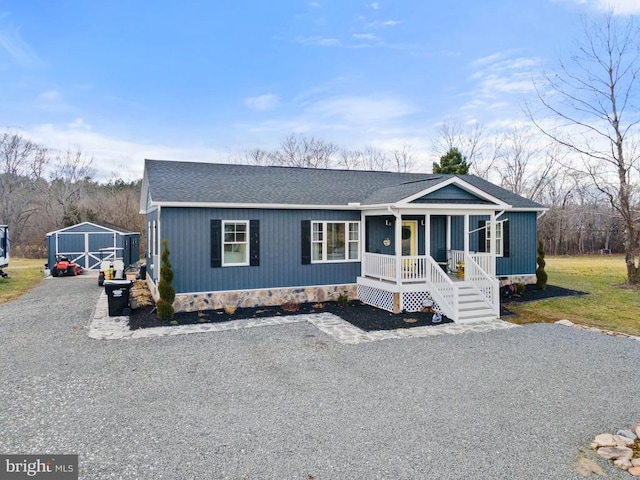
top-left (392, 145), bottom-right (414, 173)
top-left (242, 148), bottom-right (277, 166)
top-left (46, 147), bottom-right (95, 227)
top-left (337, 148), bottom-right (364, 170)
top-left (431, 118), bottom-right (498, 178)
top-left (273, 134), bottom-right (338, 168)
top-left (0, 131), bottom-right (49, 243)
top-left (529, 14), bottom-right (640, 283)
top-left (496, 127), bottom-right (558, 202)
top-left (360, 146), bottom-right (388, 171)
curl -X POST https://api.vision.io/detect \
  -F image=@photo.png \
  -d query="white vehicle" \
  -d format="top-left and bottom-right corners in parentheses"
top-left (0, 224), bottom-right (8, 278)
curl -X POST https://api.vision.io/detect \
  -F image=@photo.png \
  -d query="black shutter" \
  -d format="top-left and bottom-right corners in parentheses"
top-left (301, 220), bottom-right (311, 264)
top-left (210, 220), bottom-right (222, 268)
top-left (478, 220), bottom-right (486, 252)
top-left (502, 220), bottom-right (510, 258)
top-left (249, 220), bottom-right (260, 266)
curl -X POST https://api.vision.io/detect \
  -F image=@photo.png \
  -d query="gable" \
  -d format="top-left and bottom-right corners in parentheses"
top-left (410, 184), bottom-right (496, 205)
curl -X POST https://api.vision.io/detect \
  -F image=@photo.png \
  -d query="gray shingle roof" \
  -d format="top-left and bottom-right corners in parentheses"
top-left (144, 159), bottom-right (544, 209)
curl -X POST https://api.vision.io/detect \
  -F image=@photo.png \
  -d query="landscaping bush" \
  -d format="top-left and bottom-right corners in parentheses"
top-left (536, 240), bottom-right (548, 290)
top-left (157, 239), bottom-right (175, 321)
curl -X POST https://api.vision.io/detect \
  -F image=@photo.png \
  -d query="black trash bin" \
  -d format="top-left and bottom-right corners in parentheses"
top-left (139, 264), bottom-right (147, 280)
top-left (104, 280), bottom-right (133, 316)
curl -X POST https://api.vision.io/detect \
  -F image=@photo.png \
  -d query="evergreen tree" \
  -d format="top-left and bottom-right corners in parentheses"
top-left (433, 147), bottom-right (470, 174)
top-left (536, 240), bottom-right (548, 290)
top-left (156, 239), bottom-right (175, 321)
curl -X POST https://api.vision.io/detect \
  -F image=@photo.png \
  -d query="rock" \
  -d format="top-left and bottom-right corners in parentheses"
top-left (614, 457), bottom-right (632, 470)
top-left (636, 425), bottom-right (640, 438)
top-left (632, 459), bottom-right (640, 467)
top-left (589, 442), bottom-right (599, 450)
top-left (576, 457), bottom-right (606, 477)
top-left (596, 446), bottom-right (633, 460)
top-left (555, 319), bottom-right (574, 327)
top-left (630, 466), bottom-right (640, 477)
top-left (593, 433), bottom-right (617, 447)
top-left (616, 429), bottom-right (638, 441)
top-left (614, 434), bottom-right (635, 446)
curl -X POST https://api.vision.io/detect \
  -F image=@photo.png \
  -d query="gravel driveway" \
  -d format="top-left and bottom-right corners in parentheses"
top-left (1, 276), bottom-right (638, 479)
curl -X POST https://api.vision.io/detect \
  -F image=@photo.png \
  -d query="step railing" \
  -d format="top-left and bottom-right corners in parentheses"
top-left (464, 253), bottom-right (500, 316)
top-left (425, 256), bottom-right (458, 321)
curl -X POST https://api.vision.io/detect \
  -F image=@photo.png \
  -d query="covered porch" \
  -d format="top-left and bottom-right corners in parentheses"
top-left (357, 208), bottom-right (502, 323)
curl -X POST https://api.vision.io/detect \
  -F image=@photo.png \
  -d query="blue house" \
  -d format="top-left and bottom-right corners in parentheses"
top-left (140, 160), bottom-right (545, 323)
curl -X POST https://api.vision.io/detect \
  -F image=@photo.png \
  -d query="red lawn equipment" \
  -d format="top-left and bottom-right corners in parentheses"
top-left (51, 256), bottom-right (83, 277)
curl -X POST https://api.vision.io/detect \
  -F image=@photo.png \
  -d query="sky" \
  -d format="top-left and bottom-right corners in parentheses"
top-left (0, 0), bottom-right (639, 180)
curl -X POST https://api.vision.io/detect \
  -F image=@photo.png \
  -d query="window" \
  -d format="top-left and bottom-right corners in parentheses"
top-left (223, 221), bottom-right (249, 265)
top-left (485, 221), bottom-right (503, 257)
top-left (311, 221), bottom-right (359, 262)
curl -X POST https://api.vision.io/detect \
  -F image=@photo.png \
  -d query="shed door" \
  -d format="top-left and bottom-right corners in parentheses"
top-left (55, 231), bottom-right (117, 270)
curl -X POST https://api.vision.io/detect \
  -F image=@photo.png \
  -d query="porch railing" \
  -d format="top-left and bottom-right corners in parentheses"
top-left (464, 252), bottom-right (500, 316)
top-left (450, 250), bottom-right (495, 277)
top-left (361, 253), bottom-right (459, 319)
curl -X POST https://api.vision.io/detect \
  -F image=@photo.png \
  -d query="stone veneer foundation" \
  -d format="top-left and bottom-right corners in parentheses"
top-left (168, 284), bottom-right (358, 313)
top-left (499, 274), bottom-right (536, 286)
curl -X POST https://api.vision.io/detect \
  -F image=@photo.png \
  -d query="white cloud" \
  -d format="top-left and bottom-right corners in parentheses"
top-left (21, 123), bottom-right (227, 181)
top-left (309, 1), bottom-right (321, 7)
top-left (352, 33), bottom-right (377, 40)
top-left (244, 94), bottom-right (281, 112)
top-left (368, 2), bottom-right (381, 9)
top-left (304, 95), bottom-right (418, 124)
top-left (368, 19), bottom-right (402, 28)
top-left (295, 36), bottom-right (342, 47)
top-left (462, 54), bottom-right (542, 110)
top-left (0, 25), bottom-right (40, 67)
top-left (553, 0), bottom-right (640, 14)
top-left (39, 90), bottom-right (62, 101)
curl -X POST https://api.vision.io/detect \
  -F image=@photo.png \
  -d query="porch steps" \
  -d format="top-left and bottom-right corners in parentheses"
top-left (457, 283), bottom-right (499, 323)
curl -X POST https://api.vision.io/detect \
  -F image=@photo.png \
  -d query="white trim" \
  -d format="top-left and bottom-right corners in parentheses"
top-left (311, 220), bottom-right (361, 263)
top-left (46, 221), bottom-right (136, 236)
top-left (395, 177), bottom-right (511, 208)
top-left (176, 282), bottom-right (358, 298)
top-left (222, 220), bottom-right (250, 267)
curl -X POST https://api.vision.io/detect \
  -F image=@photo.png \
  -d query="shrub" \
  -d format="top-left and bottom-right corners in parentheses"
top-left (157, 239), bottom-right (175, 321)
top-left (536, 240), bottom-right (548, 290)
top-left (337, 293), bottom-right (349, 306)
top-left (515, 283), bottom-right (525, 295)
top-left (223, 304), bottom-right (237, 315)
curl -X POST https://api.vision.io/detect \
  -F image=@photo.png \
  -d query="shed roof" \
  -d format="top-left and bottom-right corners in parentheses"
top-left (47, 221), bottom-right (138, 236)
top-left (142, 159), bottom-right (545, 210)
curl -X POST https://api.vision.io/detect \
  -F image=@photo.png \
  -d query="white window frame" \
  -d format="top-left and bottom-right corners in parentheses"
top-left (485, 220), bottom-right (503, 257)
top-left (311, 221), bottom-right (360, 263)
top-left (222, 220), bottom-right (250, 266)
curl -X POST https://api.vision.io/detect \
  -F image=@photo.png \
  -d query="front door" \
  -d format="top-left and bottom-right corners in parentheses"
top-left (401, 221), bottom-right (417, 256)
top-left (402, 220), bottom-right (418, 276)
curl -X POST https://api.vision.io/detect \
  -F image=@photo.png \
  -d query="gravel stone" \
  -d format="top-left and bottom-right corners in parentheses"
top-left (1, 276), bottom-right (639, 479)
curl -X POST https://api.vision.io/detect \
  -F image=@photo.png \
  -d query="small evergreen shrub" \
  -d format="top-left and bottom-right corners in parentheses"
top-left (157, 239), bottom-right (175, 321)
top-left (536, 240), bottom-right (548, 291)
top-left (337, 293), bottom-right (349, 306)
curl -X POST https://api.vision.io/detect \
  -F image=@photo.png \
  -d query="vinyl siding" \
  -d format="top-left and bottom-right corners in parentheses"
top-left (412, 184), bottom-right (493, 204)
top-left (159, 207), bottom-right (361, 294)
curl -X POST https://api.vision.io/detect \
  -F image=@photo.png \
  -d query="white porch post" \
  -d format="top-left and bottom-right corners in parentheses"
top-left (489, 211), bottom-right (495, 255)
top-left (463, 214), bottom-right (469, 253)
top-left (463, 214), bottom-right (469, 280)
top-left (395, 213), bottom-right (402, 282)
top-left (360, 211), bottom-right (366, 277)
top-left (425, 213), bottom-right (430, 257)
top-left (446, 216), bottom-right (452, 254)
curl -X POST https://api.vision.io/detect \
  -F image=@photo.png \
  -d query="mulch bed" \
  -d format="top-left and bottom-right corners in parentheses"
top-left (500, 284), bottom-right (587, 316)
top-left (129, 284), bottom-right (588, 331)
top-left (129, 301), bottom-right (453, 332)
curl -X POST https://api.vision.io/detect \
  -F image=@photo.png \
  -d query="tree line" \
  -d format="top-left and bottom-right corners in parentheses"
top-left (2, 14), bottom-right (638, 284)
top-left (0, 131), bottom-right (143, 258)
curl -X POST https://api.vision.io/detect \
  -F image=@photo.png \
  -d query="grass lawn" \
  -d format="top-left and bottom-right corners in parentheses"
top-left (507, 255), bottom-right (640, 336)
top-left (0, 258), bottom-right (46, 304)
